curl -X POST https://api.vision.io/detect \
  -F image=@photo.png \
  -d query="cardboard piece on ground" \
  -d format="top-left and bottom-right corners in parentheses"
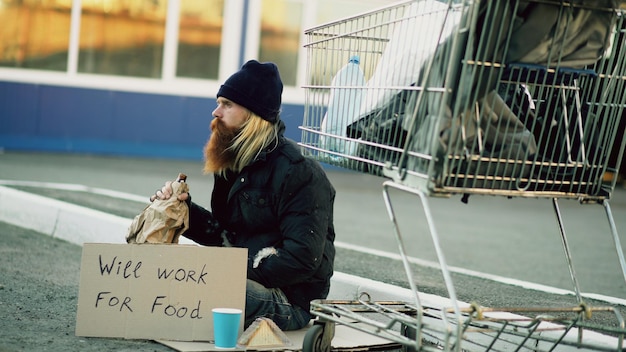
top-left (157, 322), bottom-right (399, 351)
top-left (75, 243), bottom-right (247, 342)
top-left (238, 317), bottom-right (292, 348)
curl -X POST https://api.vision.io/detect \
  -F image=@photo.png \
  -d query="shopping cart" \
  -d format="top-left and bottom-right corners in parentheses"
top-left (299, 0), bottom-right (626, 351)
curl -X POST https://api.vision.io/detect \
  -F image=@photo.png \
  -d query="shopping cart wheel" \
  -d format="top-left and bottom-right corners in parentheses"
top-left (401, 323), bottom-right (417, 352)
top-left (302, 321), bottom-right (334, 352)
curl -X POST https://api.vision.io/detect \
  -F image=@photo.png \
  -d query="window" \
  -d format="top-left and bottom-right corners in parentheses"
top-left (259, 0), bottom-right (303, 86)
top-left (176, 0), bottom-right (224, 80)
top-left (78, 0), bottom-right (167, 78)
top-left (307, 0), bottom-right (395, 85)
top-left (255, 0), bottom-right (394, 87)
top-left (0, 0), bottom-right (72, 71)
top-left (0, 0), bottom-right (397, 90)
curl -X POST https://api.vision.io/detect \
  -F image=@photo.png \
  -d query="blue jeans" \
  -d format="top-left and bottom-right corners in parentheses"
top-left (245, 279), bottom-right (312, 331)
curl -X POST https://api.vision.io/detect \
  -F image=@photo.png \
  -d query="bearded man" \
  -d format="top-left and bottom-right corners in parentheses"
top-left (153, 60), bottom-right (336, 331)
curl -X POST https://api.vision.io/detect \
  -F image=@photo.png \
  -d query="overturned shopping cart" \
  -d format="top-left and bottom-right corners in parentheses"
top-left (299, 0), bottom-right (626, 351)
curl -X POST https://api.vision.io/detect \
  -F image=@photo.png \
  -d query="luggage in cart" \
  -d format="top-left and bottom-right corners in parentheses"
top-left (299, 0), bottom-right (626, 351)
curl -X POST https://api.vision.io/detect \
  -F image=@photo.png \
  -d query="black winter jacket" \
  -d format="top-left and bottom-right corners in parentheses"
top-left (183, 126), bottom-right (336, 311)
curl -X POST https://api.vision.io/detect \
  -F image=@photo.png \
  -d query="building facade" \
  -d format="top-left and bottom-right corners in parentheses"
top-left (0, 0), bottom-right (393, 160)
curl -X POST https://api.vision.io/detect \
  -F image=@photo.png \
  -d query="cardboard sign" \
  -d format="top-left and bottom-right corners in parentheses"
top-left (75, 243), bottom-right (247, 341)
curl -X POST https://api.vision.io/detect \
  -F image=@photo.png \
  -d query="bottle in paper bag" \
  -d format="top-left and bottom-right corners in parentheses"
top-left (125, 173), bottom-right (189, 244)
top-left (320, 55), bottom-right (366, 161)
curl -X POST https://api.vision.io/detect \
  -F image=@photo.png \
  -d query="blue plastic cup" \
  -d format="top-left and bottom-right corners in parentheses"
top-left (212, 308), bottom-right (242, 349)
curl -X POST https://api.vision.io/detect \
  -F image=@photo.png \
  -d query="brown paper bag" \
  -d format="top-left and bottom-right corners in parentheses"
top-left (125, 174), bottom-right (189, 244)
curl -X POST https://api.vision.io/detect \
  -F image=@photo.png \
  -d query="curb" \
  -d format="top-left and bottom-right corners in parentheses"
top-left (0, 185), bottom-right (431, 302)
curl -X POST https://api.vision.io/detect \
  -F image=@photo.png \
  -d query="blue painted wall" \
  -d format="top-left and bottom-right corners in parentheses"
top-left (0, 81), bottom-right (305, 160)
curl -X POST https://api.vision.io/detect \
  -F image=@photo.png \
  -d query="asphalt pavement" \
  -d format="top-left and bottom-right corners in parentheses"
top-left (1, 150), bottom-right (626, 351)
top-left (1, 151), bottom-right (625, 299)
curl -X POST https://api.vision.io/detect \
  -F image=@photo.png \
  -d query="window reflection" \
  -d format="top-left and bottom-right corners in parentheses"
top-left (0, 0), bottom-right (71, 71)
top-left (177, 0), bottom-right (223, 80)
top-left (78, 0), bottom-right (167, 78)
top-left (259, 0), bottom-right (302, 86)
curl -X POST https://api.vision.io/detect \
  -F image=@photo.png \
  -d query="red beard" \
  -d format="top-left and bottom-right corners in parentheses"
top-left (203, 118), bottom-right (240, 173)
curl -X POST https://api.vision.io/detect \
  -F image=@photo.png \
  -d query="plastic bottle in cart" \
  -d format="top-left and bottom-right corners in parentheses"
top-left (320, 55), bottom-right (366, 160)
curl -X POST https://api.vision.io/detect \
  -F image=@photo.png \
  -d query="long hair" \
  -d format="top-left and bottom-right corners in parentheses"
top-left (219, 113), bottom-right (279, 176)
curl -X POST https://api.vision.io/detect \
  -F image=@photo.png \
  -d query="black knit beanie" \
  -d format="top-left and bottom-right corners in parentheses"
top-left (217, 60), bottom-right (283, 123)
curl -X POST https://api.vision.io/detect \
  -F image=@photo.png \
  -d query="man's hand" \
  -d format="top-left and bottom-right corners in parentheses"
top-left (151, 181), bottom-right (189, 202)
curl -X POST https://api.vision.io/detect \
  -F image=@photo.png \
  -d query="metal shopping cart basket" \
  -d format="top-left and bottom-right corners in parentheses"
top-left (299, 0), bottom-right (626, 351)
